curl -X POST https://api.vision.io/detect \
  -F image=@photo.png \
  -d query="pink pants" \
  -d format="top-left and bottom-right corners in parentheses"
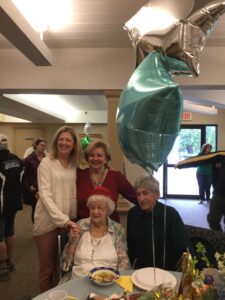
top-left (35, 229), bottom-right (59, 293)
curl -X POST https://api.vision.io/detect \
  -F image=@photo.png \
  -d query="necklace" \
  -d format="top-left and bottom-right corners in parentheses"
top-left (90, 236), bottom-right (103, 260)
top-left (90, 168), bottom-right (107, 186)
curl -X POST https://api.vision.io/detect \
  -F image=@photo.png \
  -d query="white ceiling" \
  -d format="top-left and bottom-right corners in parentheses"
top-left (1, 0), bottom-right (225, 123)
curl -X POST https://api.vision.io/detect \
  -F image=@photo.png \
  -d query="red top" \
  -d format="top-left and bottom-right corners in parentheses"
top-left (76, 167), bottom-right (137, 222)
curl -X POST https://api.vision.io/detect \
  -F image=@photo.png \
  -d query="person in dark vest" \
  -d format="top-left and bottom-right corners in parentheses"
top-left (208, 161), bottom-right (225, 231)
top-left (127, 174), bottom-right (192, 271)
top-left (0, 134), bottom-right (24, 276)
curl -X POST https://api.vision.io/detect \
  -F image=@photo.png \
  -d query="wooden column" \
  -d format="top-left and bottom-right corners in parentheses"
top-left (104, 90), bottom-right (133, 228)
top-left (104, 90), bottom-right (124, 172)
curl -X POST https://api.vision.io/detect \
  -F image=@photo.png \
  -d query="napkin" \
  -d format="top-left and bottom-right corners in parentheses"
top-left (115, 276), bottom-right (133, 293)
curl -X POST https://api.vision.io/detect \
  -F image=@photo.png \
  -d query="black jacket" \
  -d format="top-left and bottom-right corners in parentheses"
top-left (213, 163), bottom-right (225, 197)
top-left (127, 202), bottom-right (192, 271)
top-left (0, 149), bottom-right (24, 215)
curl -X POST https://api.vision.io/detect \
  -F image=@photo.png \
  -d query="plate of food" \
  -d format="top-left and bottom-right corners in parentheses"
top-left (131, 267), bottom-right (177, 291)
top-left (89, 267), bottom-right (120, 287)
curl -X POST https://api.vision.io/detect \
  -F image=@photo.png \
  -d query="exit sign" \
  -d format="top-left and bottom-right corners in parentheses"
top-left (182, 112), bottom-right (192, 121)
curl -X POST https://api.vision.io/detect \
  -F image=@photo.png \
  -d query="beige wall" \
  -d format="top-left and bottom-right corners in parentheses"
top-left (0, 123), bottom-right (107, 156)
top-left (1, 47), bottom-right (225, 90)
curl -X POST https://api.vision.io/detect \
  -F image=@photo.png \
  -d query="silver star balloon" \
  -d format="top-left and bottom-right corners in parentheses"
top-left (125, 0), bottom-right (225, 76)
top-left (117, 0), bottom-right (225, 172)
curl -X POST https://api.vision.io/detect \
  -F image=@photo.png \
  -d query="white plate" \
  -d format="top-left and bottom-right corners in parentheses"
top-left (131, 267), bottom-right (177, 291)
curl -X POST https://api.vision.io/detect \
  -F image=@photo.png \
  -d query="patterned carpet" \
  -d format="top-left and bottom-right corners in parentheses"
top-left (0, 205), bottom-right (39, 300)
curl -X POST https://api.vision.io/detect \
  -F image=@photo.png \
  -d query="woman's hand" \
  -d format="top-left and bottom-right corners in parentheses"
top-left (64, 220), bottom-right (81, 238)
top-left (70, 223), bottom-right (81, 238)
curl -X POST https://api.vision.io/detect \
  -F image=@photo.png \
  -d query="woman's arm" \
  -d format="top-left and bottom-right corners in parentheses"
top-left (116, 170), bottom-right (137, 205)
top-left (114, 224), bottom-right (131, 270)
top-left (61, 227), bottom-right (80, 272)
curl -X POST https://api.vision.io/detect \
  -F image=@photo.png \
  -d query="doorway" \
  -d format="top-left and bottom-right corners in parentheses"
top-left (154, 125), bottom-right (217, 199)
top-left (14, 127), bottom-right (45, 159)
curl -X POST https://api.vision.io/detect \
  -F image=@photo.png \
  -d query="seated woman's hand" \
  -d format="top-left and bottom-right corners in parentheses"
top-left (70, 222), bottom-right (81, 238)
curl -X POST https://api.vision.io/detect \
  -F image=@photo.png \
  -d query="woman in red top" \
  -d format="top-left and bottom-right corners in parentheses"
top-left (77, 139), bottom-right (137, 222)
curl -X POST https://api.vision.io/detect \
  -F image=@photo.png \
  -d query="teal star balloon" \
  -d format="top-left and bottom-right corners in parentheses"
top-left (117, 51), bottom-right (190, 171)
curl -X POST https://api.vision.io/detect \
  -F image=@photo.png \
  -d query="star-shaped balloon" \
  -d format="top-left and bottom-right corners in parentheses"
top-left (117, 51), bottom-right (190, 171)
top-left (125, 0), bottom-right (225, 76)
top-left (117, 0), bottom-right (225, 172)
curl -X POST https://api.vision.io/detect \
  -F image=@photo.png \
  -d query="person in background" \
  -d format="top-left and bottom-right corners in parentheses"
top-left (23, 140), bottom-right (36, 159)
top-left (23, 138), bottom-right (47, 223)
top-left (127, 174), bottom-right (191, 271)
top-left (0, 134), bottom-right (24, 278)
top-left (207, 162), bottom-right (225, 231)
top-left (196, 144), bottom-right (212, 204)
top-left (23, 139), bottom-right (48, 159)
top-left (76, 139), bottom-right (137, 222)
top-left (61, 186), bottom-right (130, 281)
top-left (34, 126), bottom-right (82, 292)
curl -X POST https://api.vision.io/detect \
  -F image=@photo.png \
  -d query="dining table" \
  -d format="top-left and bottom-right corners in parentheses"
top-left (32, 269), bottom-right (181, 300)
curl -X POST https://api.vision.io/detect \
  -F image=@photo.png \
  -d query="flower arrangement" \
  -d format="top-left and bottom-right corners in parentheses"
top-left (178, 243), bottom-right (225, 300)
top-left (214, 252), bottom-right (225, 299)
top-left (127, 243), bottom-right (224, 300)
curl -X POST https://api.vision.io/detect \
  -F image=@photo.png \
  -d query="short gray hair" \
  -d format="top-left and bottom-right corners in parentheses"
top-left (134, 174), bottom-right (160, 194)
top-left (87, 194), bottom-right (115, 216)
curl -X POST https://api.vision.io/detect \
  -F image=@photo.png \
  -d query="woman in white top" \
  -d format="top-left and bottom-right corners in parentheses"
top-left (34, 126), bottom-right (82, 292)
top-left (61, 186), bottom-right (130, 281)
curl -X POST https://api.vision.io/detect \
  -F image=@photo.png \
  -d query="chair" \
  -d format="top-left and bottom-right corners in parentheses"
top-left (57, 233), bottom-right (69, 279)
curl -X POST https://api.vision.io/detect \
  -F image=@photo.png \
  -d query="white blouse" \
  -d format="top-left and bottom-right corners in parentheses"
top-left (34, 157), bottom-right (77, 235)
top-left (72, 231), bottom-right (118, 278)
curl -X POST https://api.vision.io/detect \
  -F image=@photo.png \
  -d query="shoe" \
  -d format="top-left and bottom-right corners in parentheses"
top-left (6, 259), bottom-right (15, 272)
top-left (0, 268), bottom-right (10, 281)
top-left (198, 201), bottom-right (203, 204)
top-left (0, 259), bottom-right (8, 270)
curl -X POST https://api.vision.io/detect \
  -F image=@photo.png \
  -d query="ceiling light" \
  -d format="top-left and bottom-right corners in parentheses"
top-left (4, 94), bottom-right (78, 122)
top-left (0, 113), bottom-right (30, 123)
top-left (125, 6), bottom-right (178, 37)
top-left (183, 101), bottom-right (218, 115)
top-left (12, 0), bottom-right (74, 33)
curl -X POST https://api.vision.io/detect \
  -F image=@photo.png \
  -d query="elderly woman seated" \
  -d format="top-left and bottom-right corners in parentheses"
top-left (61, 186), bottom-right (130, 281)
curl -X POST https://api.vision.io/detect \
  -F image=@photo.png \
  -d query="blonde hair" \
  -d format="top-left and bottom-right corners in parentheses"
top-left (85, 138), bottom-right (111, 162)
top-left (49, 126), bottom-right (82, 166)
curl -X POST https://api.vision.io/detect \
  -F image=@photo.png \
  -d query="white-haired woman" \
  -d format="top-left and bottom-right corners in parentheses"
top-left (61, 186), bottom-right (130, 281)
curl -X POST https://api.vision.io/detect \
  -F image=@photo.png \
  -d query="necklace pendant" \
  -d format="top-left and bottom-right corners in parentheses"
top-left (91, 249), bottom-right (95, 260)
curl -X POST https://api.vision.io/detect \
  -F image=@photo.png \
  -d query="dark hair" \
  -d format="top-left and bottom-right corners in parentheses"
top-left (34, 138), bottom-right (47, 149)
top-left (201, 144), bottom-right (212, 153)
